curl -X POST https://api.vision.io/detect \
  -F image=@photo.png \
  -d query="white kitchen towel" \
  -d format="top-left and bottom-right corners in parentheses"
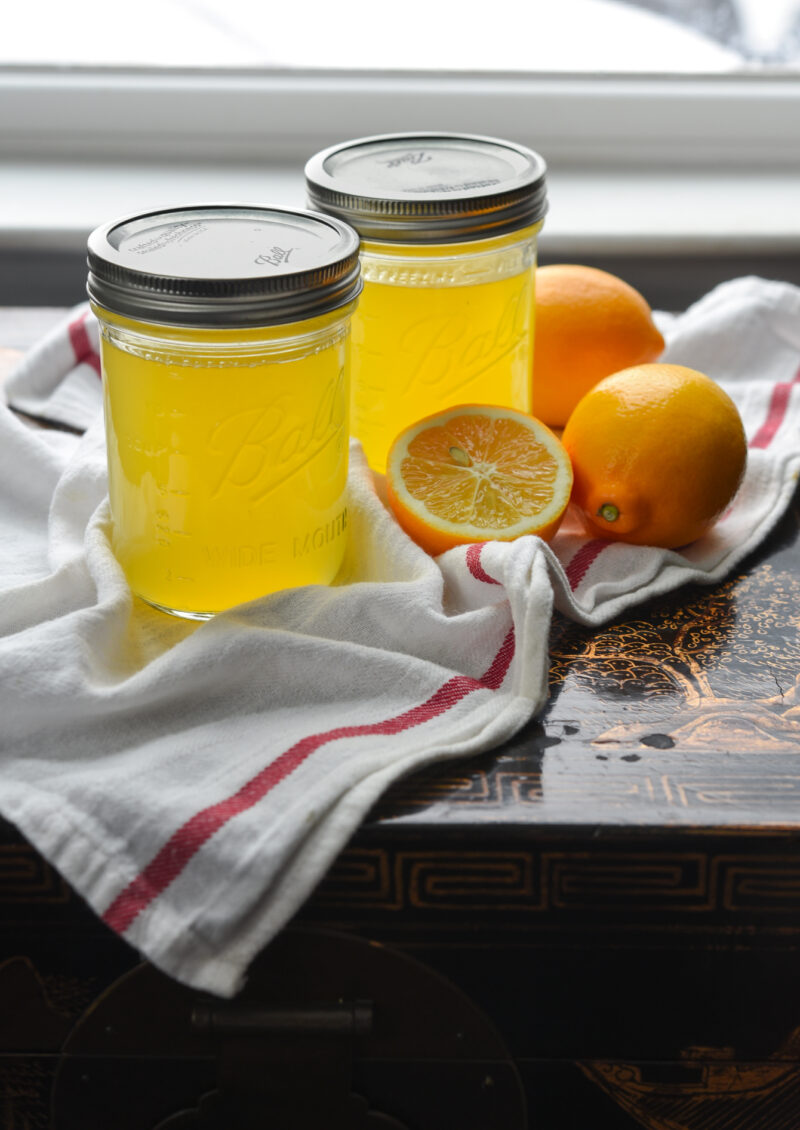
top-left (1, 275), bottom-right (799, 997)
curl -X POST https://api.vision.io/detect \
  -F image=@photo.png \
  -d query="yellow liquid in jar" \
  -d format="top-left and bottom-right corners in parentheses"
top-left (95, 306), bottom-right (353, 618)
top-left (352, 226), bottom-right (539, 470)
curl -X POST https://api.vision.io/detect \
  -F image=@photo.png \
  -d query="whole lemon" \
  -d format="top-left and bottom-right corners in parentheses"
top-left (562, 363), bottom-right (747, 549)
top-left (533, 264), bottom-right (665, 428)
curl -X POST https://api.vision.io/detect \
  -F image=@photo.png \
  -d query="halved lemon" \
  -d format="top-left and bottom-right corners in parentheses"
top-left (385, 404), bottom-right (573, 556)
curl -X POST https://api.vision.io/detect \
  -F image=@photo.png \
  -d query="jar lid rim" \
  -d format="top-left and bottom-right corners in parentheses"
top-left (86, 203), bottom-right (362, 327)
top-left (305, 132), bottom-right (547, 243)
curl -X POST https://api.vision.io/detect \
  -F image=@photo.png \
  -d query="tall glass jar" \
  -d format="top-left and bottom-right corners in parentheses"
top-left (87, 204), bottom-right (361, 620)
top-left (305, 133), bottom-right (547, 471)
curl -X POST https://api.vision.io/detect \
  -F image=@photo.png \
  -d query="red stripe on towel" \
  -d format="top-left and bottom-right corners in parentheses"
top-left (565, 539), bottom-right (609, 590)
top-left (102, 629), bottom-right (516, 935)
top-left (466, 543), bottom-right (501, 585)
top-left (68, 311), bottom-right (101, 378)
top-left (480, 627), bottom-right (515, 690)
top-left (750, 363), bottom-right (800, 450)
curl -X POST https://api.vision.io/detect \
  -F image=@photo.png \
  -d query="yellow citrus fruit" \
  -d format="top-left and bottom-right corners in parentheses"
top-left (562, 363), bottom-right (747, 549)
top-left (533, 264), bottom-right (665, 428)
top-left (386, 405), bottom-right (573, 556)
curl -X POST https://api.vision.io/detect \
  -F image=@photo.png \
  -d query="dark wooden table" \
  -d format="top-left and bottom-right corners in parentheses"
top-left (2, 307), bottom-right (799, 1129)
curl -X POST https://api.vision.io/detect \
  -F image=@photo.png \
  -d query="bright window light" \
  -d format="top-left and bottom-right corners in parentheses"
top-left (4, 0), bottom-right (799, 72)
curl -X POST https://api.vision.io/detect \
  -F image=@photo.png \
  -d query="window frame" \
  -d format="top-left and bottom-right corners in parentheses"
top-left (3, 66), bottom-right (800, 309)
top-left (2, 66), bottom-right (800, 168)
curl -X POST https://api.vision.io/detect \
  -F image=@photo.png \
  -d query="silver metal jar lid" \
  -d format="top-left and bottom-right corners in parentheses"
top-left (305, 133), bottom-right (547, 244)
top-left (87, 204), bottom-right (362, 327)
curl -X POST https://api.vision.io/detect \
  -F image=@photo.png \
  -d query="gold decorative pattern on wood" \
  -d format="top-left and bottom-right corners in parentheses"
top-left (0, 845), bottom-right (70, 903)
top-left (312, 849), bottom-right (800, 919)
top-left (546, 853), bottom-right (711, 911)
top-left (405, 851), bottom-right (537, 910)
top-left (717, 856), bottom-right (800, 912)
top-left (581, 1028), bottom-right (800, 1130)
top-left (549, 564), bottom-right (800, 754)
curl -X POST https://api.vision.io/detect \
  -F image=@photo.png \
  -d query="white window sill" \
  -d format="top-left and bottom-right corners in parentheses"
top-left (2, 159), bottom-right (799, 259)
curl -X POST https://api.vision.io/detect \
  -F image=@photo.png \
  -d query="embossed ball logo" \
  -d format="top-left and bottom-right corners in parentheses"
top-left (396, 286), bottom-right (530, 396)
top-left (254, 246), bottom-right (298, 268)
top-left (208, 367), bottom-right (346, 503)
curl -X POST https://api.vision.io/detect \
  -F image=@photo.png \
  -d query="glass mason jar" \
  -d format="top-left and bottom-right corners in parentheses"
top-left (87, 204), bottom-right (361, 620)
top-left (305, 133), bottom-right (548, 471)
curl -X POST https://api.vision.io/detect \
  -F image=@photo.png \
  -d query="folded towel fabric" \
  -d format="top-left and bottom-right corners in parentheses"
top-left (1, 275), bottom-right (799, 996)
